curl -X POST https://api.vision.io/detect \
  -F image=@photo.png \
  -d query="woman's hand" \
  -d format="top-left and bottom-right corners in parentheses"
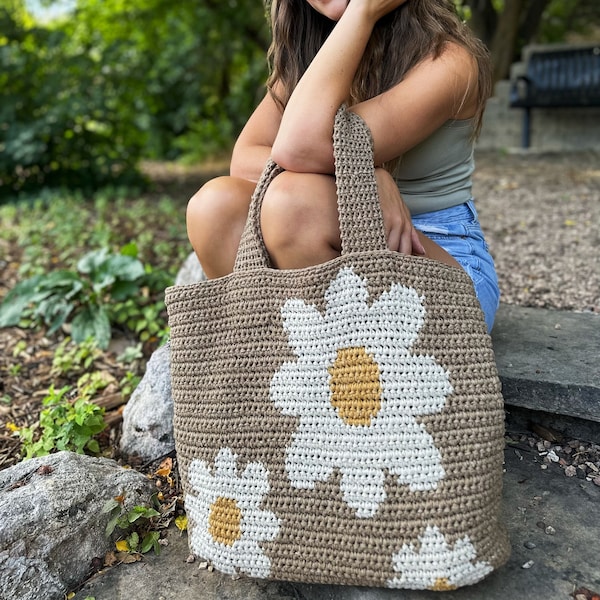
top-left (375, 167), bottom-right (425, 256)
top-left (350, 0), bottom-right (409, 23)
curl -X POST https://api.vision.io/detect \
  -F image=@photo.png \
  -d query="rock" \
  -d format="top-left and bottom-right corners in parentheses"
top-left (564, 465), bottom-right (577, 477)
top-left (119, 254), bottom-right (207, 463)
top-left (524, 541), bottom-right (537, 549)
top-left (174, 252), bottom-right (206, 286)
top-left (120, 343), bottom-right (174, 463)
top-left (0, 452), bottom-right (154, 600)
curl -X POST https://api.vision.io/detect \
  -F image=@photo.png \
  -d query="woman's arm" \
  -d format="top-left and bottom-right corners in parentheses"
top-left (271, 0), bottom-right (478, 174)
top-left (229, 90), bottom-right (283, 182)
top-left (271, 0), bottom-right (389, 173)
top-left (353, 43), bottom-right (479, 165)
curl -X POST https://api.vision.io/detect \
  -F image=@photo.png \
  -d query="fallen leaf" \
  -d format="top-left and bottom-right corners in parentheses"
top-left (115, 539), bottom-right (129, 552)
top-left (155, 457), bottom-right (173, 477)
top-left (531, 423), bottom-right (563, 443)
top-left (104, 551), bottom-right (118, 567)
top-left (117, 552), bottom-right (142, 564)
top-left (572, 587), bottom-right (600, 600)
top-left (175, 514), bottom-right (188, 532)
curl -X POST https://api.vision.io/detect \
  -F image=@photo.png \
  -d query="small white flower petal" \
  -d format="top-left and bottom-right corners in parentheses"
top-left (234, 540), bottom-right (273, 578)
top-left (340, 466), bottom-right (386, 518)
top-left (369, 283), bottom-right (425, 348)
top-left (188, 458), bottom-right (215, 495)
top-left (285, 426), bottom-right (336, 488)
top-left (242, 505), bottom-right (281, 543)
top-left (281, 299), bottom-right (325, 360)
top-left (239, 462), bottom-right (270, 509)
top-left (270, 360), bottom-right (330, 415)
top-left (214, 447), bottom-right (239, 479)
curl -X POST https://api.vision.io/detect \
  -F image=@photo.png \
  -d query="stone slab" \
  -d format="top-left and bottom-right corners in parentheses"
top-left (492, 304), bottom-right (600, 423)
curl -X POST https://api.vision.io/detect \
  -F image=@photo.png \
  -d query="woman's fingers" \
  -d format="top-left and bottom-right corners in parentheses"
top-left (375, 167), bottom-right (424, 256)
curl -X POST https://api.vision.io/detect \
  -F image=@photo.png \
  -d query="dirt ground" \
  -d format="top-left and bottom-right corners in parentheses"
top-left (472, 149), bottom-right (600, 313)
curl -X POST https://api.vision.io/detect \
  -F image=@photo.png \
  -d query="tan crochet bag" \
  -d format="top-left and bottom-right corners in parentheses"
top-left (165, 106), bottom-right (510, 589)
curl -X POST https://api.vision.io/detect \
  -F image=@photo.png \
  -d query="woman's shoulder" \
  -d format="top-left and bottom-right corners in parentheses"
top-left (423, 40), bottom-right (478, 73)
top-left (417, 41), bottom-right (479, 119)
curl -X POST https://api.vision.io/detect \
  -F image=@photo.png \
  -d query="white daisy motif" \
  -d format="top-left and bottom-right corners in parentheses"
top-left (387, 526), bottom-right (493, 590)
top-left (186, 448), bottom-right (280, 578)
top-left (270, 266), bottom-right (453, 518)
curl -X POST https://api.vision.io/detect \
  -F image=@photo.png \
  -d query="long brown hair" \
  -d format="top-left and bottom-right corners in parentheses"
top-left (266, 0), bottom-right (492, 137)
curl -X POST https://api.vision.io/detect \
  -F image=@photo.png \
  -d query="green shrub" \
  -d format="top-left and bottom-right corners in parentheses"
top-left (16, 384), bottom-right (107, 459)
top-left (0, 247), bottom-right (147, 349)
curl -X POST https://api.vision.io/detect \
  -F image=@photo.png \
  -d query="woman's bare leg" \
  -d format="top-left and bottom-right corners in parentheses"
top-left (186, 176), bottom-right (255, 279)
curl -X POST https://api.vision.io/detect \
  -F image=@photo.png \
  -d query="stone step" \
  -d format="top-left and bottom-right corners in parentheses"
top-left (491, 303), bottom-right (600, 439)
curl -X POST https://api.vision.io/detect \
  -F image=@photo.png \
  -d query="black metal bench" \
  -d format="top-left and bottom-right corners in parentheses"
top-left (509, 44), bottom-right (600, 148)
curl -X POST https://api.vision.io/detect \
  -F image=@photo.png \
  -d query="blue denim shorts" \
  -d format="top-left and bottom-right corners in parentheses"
top-left (412, 200), bottom-right (500, 332)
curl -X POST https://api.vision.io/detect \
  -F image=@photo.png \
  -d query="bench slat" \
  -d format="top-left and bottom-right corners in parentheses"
top-left (510, 46), bottom-right (600, 108)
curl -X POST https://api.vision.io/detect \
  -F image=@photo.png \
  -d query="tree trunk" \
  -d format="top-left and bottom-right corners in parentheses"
top-left (519, 0), bottom-right (551, 46)
top-left (490, 0), bottom-right (525, 82)
top-left (464, 0), bottom-right (498, 48)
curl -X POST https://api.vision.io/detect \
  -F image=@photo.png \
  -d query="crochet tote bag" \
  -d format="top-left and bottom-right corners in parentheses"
top-left (165, 106), bottom-right (510, 590)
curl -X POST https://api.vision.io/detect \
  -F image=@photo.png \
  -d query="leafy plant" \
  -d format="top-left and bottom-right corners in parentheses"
top-left (110, 297), bottom-right (169, 344)
top-left (51, 336), bottom-right (102, 376)
top-left (8, 363), bottom-right (22, 376)
top-left (116, 343), bottom-right (144, 365)
top-left (119, 371), bottom-right (141, 400)
top-left (0, 247), bottom-right (146, 349)
top-left (15, 384), bottom-right (107, 459)
top-left (103, 496), bottom-right (162, 555)
top-left (12, 340), bottom-right (27, 357)
top-left (76, 371), bottom-right (112, 399)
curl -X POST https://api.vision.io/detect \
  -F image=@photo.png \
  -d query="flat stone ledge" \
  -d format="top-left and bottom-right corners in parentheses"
top-left (492, 304), bottom-right (600, 423)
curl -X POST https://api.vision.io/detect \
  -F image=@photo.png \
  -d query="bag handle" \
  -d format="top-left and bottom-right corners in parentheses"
top-left (233, 106), bottom-right (387, 272)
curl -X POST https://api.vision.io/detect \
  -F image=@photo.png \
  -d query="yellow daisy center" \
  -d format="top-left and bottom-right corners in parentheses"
top-left (328, 346), bottom-right (382, 426)
top-left (208, 496), bottom-right (242, 546)
top-left (431, 577), bottom-right (457, 591)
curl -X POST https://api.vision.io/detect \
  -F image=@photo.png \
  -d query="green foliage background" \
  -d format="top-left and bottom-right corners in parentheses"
top-left (0, 0), bottom-right (596, 195)
top-left (1, 0), bottom-right (270, 194)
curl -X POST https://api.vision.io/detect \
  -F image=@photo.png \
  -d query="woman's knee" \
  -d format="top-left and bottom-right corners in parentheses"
top-left (261, 173), bottom-right (336, 241)
top-left (186, 176), bottom-right (254, 277)
top-left (188, 178), bottom-right (236, 234)
top-left (187, 177), bottom-right (251, 247)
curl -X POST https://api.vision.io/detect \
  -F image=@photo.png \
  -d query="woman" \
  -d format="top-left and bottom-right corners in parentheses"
top-left (186, 0), bottom-right (499, 331)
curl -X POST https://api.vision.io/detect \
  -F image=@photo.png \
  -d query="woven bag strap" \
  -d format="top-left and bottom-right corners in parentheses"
top-left (333, 106), bottom-right (387, 254)
top-left (233, 105), bottom-right (386, 272)
top-left (234, 158), bottom-right (284, 271)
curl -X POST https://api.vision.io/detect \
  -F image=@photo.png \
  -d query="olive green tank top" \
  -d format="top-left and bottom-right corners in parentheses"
top-left (393, 118), bottom-right (475, 215)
